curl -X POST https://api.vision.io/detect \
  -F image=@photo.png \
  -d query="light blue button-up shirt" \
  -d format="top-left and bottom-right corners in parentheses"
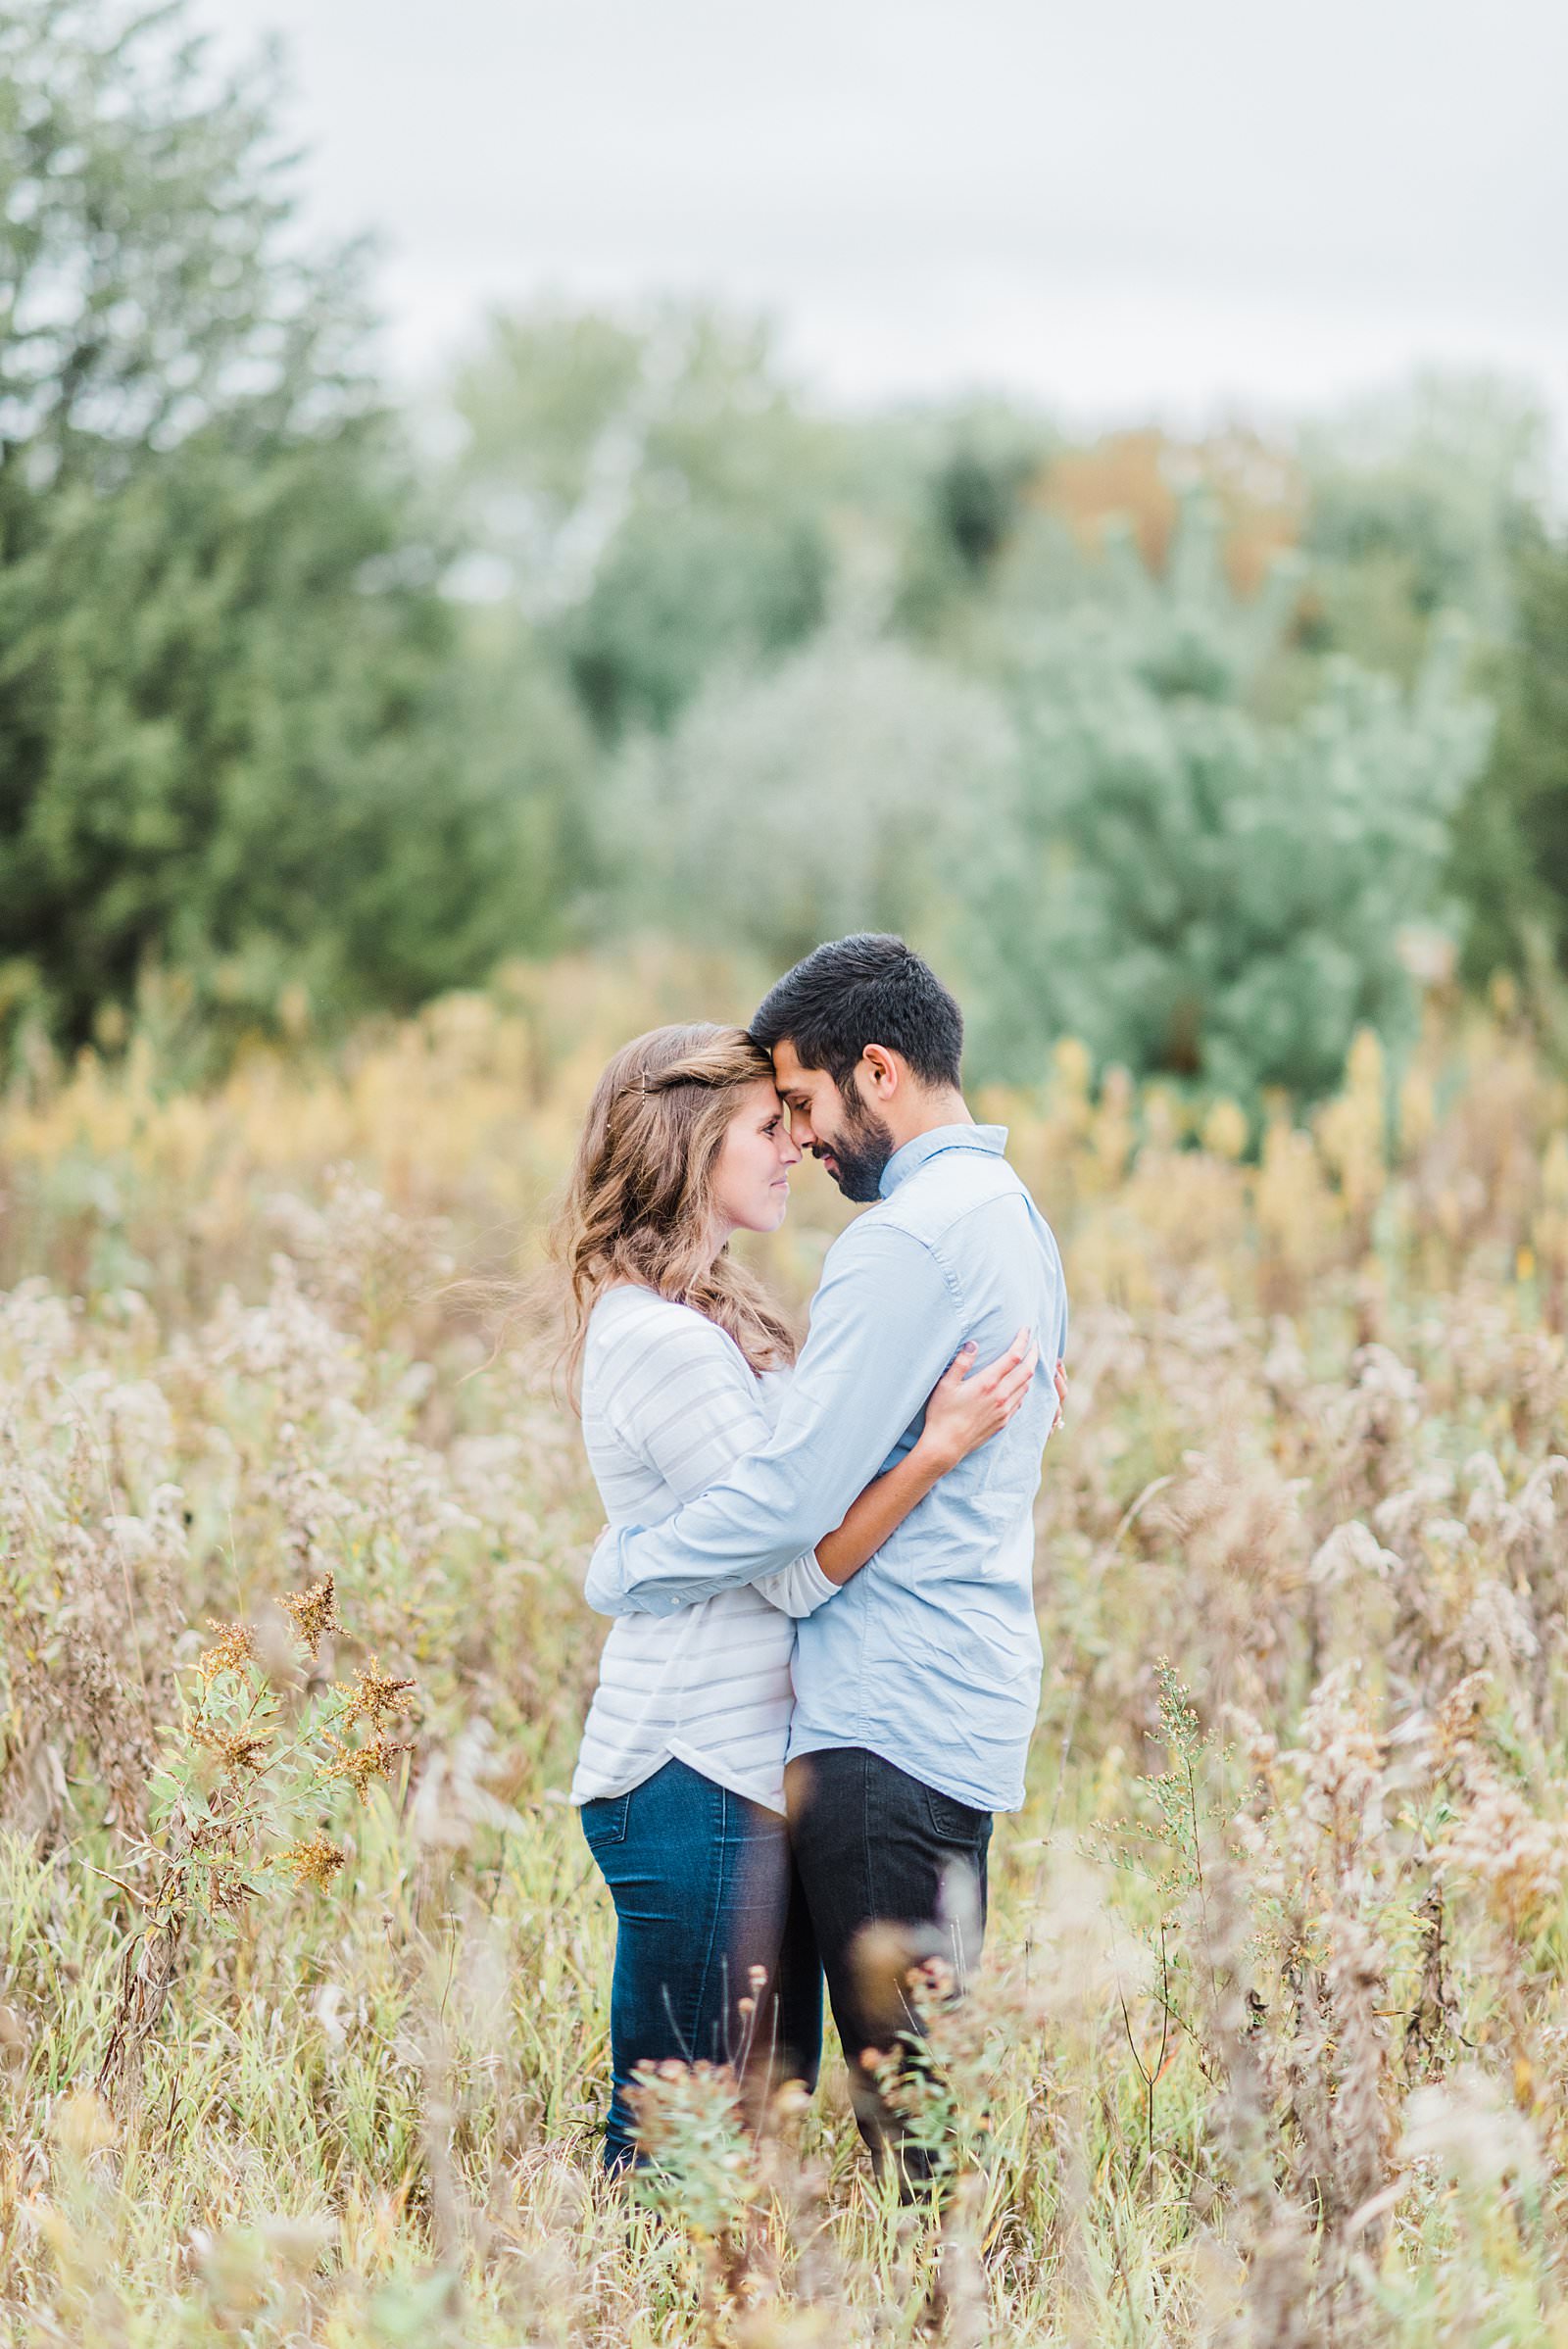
top-left (582, 1123), bottom-right (1069, 1812)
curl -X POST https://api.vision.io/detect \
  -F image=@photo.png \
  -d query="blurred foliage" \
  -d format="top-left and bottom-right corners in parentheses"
top-left (1298, 371), bottom-right (1548, 665)
top-left (1038, 427), bottom-right (1303, 600)
top-left (601, 625), bottom-right (1016, 969)
top-left (1, 0), bottom-right (1563, 1108)
top-left (0, 0), bottom-right (579, 1064)
top-left (1450, 525), bottom-right (1568, 988)
top-left (963, 541), bottom-right (1491, 1096)
top-left (1001, 495), bottom-right (1307, 705)
top-left (560, 502), bottom-right (829, 738)
top-left (892, 401), bottom-right (1058, 638)
top-left (598, 494), bottom-right (1495, 1101)
top-left (448, 305), bottom-right (840, 735)
top-left (962, 601), bottom-right (1493, 1095)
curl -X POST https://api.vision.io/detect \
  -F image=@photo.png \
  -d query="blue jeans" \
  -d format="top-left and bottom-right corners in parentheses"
top-left (580, 1757), bottom-right (822, 2172)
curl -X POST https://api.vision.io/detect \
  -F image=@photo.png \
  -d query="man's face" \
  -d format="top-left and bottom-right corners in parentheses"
top-left (770, 1037), bottom-right (897, 1204)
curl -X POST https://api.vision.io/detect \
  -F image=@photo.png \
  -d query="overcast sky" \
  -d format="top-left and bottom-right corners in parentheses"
top-left (198, 0), bottom-right (1566, 440)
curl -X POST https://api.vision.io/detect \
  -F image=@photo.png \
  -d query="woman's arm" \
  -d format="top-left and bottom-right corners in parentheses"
top-left (811, 1329), bottom-right (1043, 1587)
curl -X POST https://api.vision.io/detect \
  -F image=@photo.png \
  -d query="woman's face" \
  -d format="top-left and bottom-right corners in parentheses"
top-left (710, 1078), bottom-right (802, 1238)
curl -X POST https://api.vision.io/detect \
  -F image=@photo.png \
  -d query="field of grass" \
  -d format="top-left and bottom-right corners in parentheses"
top-left (4, 955), bottom-right (1568, 2346)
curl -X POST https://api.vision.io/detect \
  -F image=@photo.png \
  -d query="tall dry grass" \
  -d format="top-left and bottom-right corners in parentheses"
top-left (3, 954), bottom-right (1568, 2345)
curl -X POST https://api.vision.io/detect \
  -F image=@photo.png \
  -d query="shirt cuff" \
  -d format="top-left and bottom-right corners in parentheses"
top-left (582, 1525), bottom-right (690, 1616)
top-left (794, 1551), bottom-right (839, 1613)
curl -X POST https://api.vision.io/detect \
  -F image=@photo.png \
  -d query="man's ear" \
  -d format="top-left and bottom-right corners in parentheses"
top-left (860, 1045), bottom-right (901, 1099)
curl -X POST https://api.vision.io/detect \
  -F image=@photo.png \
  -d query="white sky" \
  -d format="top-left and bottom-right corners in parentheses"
top-left (197, 0), bottom-right (1566, 440)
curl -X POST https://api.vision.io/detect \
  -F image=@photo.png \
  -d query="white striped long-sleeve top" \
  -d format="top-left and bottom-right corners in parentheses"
top-left (569, 1284), bottom-right (838, 1815)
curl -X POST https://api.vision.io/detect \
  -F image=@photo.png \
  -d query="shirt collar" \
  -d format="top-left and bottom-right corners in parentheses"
top-left (878, 1122), bottom-right (1007, 1199)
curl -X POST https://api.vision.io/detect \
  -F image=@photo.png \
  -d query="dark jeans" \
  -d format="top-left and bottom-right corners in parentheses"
top-left (785, 1745), bottom-right (993, 2180)
top-left (580, 1757), bottom-right (823, 2172)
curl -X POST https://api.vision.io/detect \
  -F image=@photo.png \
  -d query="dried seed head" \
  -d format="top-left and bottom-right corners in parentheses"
top-left (340, 1656), bottom-right (416, 1731)
top-left (1436, 1669), bottom-right (1491, 1751)
top-left (282, 1835), bottom-right (346, 1889)
top-left (197, 1621), bottom-right (256, 1682)
top-left (279, 1573), bottom-right (341, 1658)
top-left (321, 1729), bottom-right (411, 1802)
top-left (195, 1722), bottom-right (275, 1775)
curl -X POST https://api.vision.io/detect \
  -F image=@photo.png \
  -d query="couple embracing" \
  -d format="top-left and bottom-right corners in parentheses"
top-left (558, 934), bottom-right (1069, 2180)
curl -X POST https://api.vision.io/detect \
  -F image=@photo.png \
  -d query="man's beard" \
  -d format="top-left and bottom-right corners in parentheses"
top-left (817, 1085), bottom-right (897, 1202)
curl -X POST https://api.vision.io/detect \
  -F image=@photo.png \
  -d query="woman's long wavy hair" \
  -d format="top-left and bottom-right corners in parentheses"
top-left (552, 1022), bottom-right (798, 1403)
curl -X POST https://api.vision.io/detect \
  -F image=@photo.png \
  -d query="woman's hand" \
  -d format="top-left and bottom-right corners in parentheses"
top-left (815, 1335), bottom-right (1065, 1589)
top-left (917, 1326), bottom-right (1040, 1474)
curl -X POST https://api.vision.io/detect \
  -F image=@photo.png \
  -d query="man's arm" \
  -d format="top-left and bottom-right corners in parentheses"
top-left (591, 1305), bottom-right (839, 1619)
top-left (582, 1225), bottom-right (964, 1616)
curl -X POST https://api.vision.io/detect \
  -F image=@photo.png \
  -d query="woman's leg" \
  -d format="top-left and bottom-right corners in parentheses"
top-left (579, 1758), bottom-right (793, 2172)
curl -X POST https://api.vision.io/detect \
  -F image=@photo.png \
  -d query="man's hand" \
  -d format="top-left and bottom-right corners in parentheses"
top-left (1052, 1358), bottom-right (1068, 1433)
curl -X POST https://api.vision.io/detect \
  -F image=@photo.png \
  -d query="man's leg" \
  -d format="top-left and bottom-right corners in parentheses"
top-left (784, 1745), bottom-right (992, 2182)
top-left (765, 1837), bottom-right (824, 2097)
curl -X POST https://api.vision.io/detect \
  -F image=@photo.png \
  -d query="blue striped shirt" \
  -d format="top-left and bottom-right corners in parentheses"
top-left (583, 1125), bottom-right (1069, 1811)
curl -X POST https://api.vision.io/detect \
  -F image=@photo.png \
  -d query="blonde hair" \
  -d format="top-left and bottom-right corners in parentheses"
top-left (552, 1022), bottom-right (797, 1402)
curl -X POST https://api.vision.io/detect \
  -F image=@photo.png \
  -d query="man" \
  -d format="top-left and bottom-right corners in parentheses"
top-left (584, 933), bottom-right (1068, 2174)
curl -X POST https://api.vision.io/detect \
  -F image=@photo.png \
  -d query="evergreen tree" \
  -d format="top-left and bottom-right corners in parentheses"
top-left (961, 508), bottom-right (1493, 1098)
top-left (0, 0), bottom-right (573, 1052)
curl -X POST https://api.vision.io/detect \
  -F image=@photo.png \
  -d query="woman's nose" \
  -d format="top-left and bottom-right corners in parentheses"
top-left (779, 1129), bottom-right (802, 1166)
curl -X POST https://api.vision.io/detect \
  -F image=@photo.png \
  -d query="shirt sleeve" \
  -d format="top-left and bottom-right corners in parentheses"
top-left (601, 1310), bottom-right (837, 1619)
top-left (583, 1224), bottom-right (964, 1616)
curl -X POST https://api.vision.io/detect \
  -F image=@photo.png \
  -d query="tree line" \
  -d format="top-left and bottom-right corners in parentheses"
top-left (2, 0), bottom-right (1563, 1100)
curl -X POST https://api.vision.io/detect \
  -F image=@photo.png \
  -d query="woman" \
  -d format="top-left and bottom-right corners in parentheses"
top-left (557, 1022), bottom-right (1040, 2172)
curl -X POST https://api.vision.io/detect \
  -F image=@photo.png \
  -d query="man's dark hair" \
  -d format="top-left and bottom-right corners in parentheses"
top-left (751, 934), bottom-right (963, 1091)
